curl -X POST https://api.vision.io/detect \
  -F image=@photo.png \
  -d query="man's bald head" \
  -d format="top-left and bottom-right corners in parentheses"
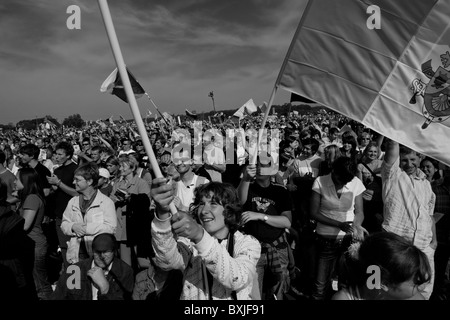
top-left (92, 233), bottom-right (116, 253)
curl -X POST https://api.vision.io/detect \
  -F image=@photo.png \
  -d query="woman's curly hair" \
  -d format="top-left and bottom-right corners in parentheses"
top-left (189, 182), bottom-right (242, 233)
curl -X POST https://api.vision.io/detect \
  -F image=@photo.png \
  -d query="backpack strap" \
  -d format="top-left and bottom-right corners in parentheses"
top-left (227, 231), bottom-right (237, 300)
top-left (360, 162), bottom-right (377, 179)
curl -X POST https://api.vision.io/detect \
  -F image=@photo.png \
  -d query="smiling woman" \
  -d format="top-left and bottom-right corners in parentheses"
top-left (150, 179), bottom-right (261, 300)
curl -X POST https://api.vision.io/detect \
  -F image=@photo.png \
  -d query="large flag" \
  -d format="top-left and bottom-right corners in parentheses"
top-left (100, 67), bottom-right (145, 103)
top-left (278, 0), bottom-right (450, 166)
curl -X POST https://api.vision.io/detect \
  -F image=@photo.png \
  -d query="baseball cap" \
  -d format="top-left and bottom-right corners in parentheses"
top-left (99, 167), bottom-right (110, 179)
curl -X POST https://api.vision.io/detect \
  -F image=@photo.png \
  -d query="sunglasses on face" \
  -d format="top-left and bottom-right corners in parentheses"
top-left (174, 158), bottom-right (192, 165)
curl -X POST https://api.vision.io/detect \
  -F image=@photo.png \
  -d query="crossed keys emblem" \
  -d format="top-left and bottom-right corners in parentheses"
top-left (410, 51), bottom-right (450, 129)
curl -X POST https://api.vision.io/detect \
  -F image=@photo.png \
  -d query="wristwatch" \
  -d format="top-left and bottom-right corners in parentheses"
top-left (263, 215), bottom-right (268, 222)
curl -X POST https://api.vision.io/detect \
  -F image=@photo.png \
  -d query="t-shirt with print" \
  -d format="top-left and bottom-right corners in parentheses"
top-left (242, 182), bottom-right (291, 243)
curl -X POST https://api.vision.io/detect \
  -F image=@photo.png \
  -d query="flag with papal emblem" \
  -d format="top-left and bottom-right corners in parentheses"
top-left (278, 0), bottom-right (450, 166)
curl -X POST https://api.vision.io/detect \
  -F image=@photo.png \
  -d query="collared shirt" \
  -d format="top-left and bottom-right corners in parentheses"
top-left (91, 260), bottom-right (113, 300)
top-left (175, 174), bottom-right (209, 211)
top-left (381, 157), bottom-right (435, 250)
top-left (312, 174), bottom-right (365, 237)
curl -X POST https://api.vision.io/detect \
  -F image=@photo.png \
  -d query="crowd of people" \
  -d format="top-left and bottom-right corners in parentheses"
top-left (0, 108), bottom-right (449, 301)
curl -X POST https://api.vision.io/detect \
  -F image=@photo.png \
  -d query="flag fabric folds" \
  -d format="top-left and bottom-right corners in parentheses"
top-left (257, 101), bottom-right (268, 114)
top-left (108, 115), bottom-right (115, 126)
top-left (44, 118), bottom-right (57, 130)
top-left (162, 112), bottom-right (175, 127)
top-left (233, 99), bottom-right (258, 119)
top-left (278, 0), bottom-right (450, 166)
top-left (185, 109), bottom-right (198, 119)
top-left (290, 93), bottom-right (315, 104)
top-left (100, 67), bottom-right (146, 103)
top-left (96, 119), bottom-right (107, 130)
top-left (244, 99), bottom-right (258, 115)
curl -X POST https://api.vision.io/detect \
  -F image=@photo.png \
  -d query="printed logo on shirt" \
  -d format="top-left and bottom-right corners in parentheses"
top-left (251, 197), bottom-right (275, 213)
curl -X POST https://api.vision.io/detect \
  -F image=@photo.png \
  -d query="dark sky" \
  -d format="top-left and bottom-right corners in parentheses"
top-left (0, 0), bottom-right (306, 125)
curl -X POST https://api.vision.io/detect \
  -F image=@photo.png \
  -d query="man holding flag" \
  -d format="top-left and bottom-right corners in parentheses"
top-left (381, 139), bottom-right (437, 299)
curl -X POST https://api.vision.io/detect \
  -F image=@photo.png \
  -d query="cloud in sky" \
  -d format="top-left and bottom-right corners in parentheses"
top-left (0, 0), bottom-right (305, 125)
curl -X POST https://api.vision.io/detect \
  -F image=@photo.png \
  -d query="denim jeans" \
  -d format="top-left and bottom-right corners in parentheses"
top-left (256, 246), bottom-right (290, 300)
top-left (32, 237), bottom-right (53, 300)
top-left (421, 245), bottom-right (435, 300)
top-left (312, 234), bottom-right (351, 300)
top-left (432, 241), bottom-right (450, 299)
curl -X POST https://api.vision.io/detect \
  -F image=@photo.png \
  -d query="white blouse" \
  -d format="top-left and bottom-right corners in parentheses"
top-left (312, 174), bottom-right (365, 237)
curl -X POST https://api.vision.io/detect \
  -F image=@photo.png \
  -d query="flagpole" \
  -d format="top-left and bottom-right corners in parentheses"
top-left (208, 91), bottom-right (216, 112)
top-left (251, 0), bottom-right (314, 165)
top-left (98, 0), bottom-right (177, 215)
top-left (251, 85), bottom-right (278, 164)
top-left (144, 93), bottom-right (170, 127)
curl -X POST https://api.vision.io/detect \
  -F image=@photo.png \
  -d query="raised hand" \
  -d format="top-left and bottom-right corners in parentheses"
top-left (243, 164), bottom-right (256, 181)
top-left (171, 211), bottom-right (204, 243)
top-left (151, 177), bottom-right (176, 216)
